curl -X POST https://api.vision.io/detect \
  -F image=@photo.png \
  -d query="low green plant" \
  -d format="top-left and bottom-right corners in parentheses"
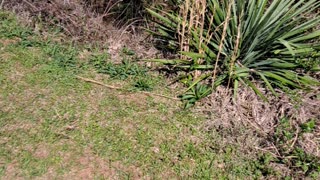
top-left (89, 51), bottom-right (110, 71)
top-left (300, 119), bottom-right (316, 133)
top-left (251, 153), bottom-right (276, 177)
top-left (180, 83), bottom-right (212, 108)
top-left (261, 117), bottom-right (320, 178)
top-left (0, 11), bottom-right (33, 39)
top-left (90, 53), bottom-right (147, 80)
top-left (43, 43), bottom-right (79, 69)
top-left (146, 0), bottom-right (320, 105)
top-left (121, 46), bottom-right (136, 56)
top-left (133, 78), bottom-right (153, 91)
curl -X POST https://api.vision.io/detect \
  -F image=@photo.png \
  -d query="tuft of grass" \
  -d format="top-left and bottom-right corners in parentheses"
top-left (0, 11), bottom-right (33, 39)
top-left (90, 52), bottom-right (147, 79)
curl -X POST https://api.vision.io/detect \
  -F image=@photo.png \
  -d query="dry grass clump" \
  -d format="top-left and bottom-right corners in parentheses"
top-left (201, 85), bottom-right (319, 145)
top-left (199, 85), bottom-right (320, 176)
top-left (3, 0), bottom-right (160, 60)
top-left (4, 0), bottom-right (112, 42)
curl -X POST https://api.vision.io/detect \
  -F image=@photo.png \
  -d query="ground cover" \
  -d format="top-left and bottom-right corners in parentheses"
top-left (0, 11), bottom-right (267, 179)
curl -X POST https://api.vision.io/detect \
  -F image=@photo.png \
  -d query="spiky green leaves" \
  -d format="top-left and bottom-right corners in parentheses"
top-left (147, 0), bottom-right (320, 106)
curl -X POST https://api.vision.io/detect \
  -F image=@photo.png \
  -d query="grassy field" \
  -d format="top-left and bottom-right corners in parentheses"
top-left (0, 11), bottom-right (266, 179)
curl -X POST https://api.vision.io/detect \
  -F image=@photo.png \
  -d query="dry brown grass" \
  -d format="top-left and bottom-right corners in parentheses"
top-left (3, 0), bottom-right (160, 63)
top-left (197, 85), bottom-right (320, 175)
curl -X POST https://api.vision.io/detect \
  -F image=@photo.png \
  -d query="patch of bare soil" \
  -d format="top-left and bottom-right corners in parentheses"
top-left (0, 38), bottom-right (21, 47)
top-left (59, 148), bottom-right (147, 179)
top-left (2, 161), bottom-right (24, 180)
top-left (117, 93), bottom-right (149, 108)
top-left (33, 144), bottom-right (50, 159)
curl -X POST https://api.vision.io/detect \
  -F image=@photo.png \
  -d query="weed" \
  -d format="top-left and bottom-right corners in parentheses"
top-left (133, 78), bottom-right (153, 91)
top-left (43, 43), bottom-right (79, 69)
top-left (180, 83), bottom-right (212, 108)
top-left (260, 117), bottom-right (320, 178)
top-left (89, 51), bottom-right (110, 71)
top-left (300, 119), bottom-right (316, 133)
top-left (90, 52), bottom-right (147, 80)
top-left (0, 11), bottom-right (33, 39)
top-left (121, 46), bottom-right (136, 56)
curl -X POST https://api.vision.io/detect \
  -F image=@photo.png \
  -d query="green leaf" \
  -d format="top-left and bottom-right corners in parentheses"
top-left (258, 72), bottom-right (278, 97)
top-left (245, 79), bottom-right (268, 101)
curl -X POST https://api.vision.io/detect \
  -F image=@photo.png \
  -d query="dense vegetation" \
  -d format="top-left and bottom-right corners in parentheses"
top-left (147, 0), bottom-right (320, 106)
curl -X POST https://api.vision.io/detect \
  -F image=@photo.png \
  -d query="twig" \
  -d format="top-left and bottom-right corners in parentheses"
top-left (243, 117), bottom-right (268, 137)
top-left (212, 2), bottom-right (232, 88)
top-left (75, 75), bottom-right (180, 100)
top-left (22, 0), bottom-right (39, 11)
top-left (271, 142), bottom-right (282, 157)
top-left (0, 0), bottom-right (5, 9)
top-left (289, 128), bottom-right (299, 149)
top-left (255, 146), bottom-right (282, 158)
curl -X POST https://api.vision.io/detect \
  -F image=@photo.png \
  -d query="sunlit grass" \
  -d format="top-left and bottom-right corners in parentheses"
top-left (0, 10), bottom-right (264, 179)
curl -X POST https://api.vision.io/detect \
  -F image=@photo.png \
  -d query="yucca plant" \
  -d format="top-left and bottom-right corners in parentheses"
top-left (146, 0), bottom-right (320, 103)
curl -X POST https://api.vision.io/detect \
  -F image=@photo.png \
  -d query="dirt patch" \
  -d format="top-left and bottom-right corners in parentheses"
top-left (117, 93), bottom-right (148, 108)
top-left (60, 148), bottom-right (147, 179)
top-left (2, 161), bottom-right (23, 179)
top-left (0, 38), bottom-right (21, 47)
top-left (33, 144), bottom-right (50, 159)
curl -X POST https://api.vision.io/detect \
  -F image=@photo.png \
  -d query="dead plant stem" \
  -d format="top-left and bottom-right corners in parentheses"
top-left (0, 0), bottom-right (4, 9)
top-left (76, 75), bottom-right (180, 100)
top-left (227, 10), bottom-right (243, 90)
top-left (212, 2), bottom-right (232, 88)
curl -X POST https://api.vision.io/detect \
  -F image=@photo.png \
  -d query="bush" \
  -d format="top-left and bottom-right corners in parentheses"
top-left (147, 0), bottom-right (320, 105)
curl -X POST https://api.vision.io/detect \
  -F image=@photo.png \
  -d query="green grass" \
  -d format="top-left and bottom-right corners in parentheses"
top-left (0, 10), bottom-right (304, 179)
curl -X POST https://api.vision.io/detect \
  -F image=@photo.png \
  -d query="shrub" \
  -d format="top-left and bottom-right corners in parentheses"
top-left (147, 0), bottom-right (320, 105)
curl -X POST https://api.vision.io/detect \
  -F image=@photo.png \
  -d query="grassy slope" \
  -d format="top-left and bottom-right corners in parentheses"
top-left (0, 11), bottom-right (265, 179)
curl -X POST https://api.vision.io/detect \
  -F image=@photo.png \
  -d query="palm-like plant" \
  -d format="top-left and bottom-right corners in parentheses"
top-left (146, 0), bottom-right (320, 102)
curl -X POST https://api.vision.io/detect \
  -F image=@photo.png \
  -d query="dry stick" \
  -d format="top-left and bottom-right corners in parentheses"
top-left (198, 0), bottom-right (206, 53)
top-left (120, 19), bottom-right (142, 38)
top-left (0, 0), bottom-right (4, 9)
top-left (76, 75), bottom-right (180, 100)
top-left (102, 0), bottom-right (122, 17)
top-left (212, 2), bottom-right (232, 89)
top-left (179, 0), bottom-right (189, 59)
top-left (289, 128), bottom-right (300, 149)
top-left (244, 117), bottom-right (268, 137)
top-left (195, 0), bottom-right (206, 78)
top-left (186, 0), bottom-right (193, 54)
top-left (255, 146), bottom-right (282, 158)
top-left (203, 6), bottom-right (216, 59)
top-left (22, 0), bottom-right (39, 11)
top-left (227, 12), bottom-right (242, 90)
